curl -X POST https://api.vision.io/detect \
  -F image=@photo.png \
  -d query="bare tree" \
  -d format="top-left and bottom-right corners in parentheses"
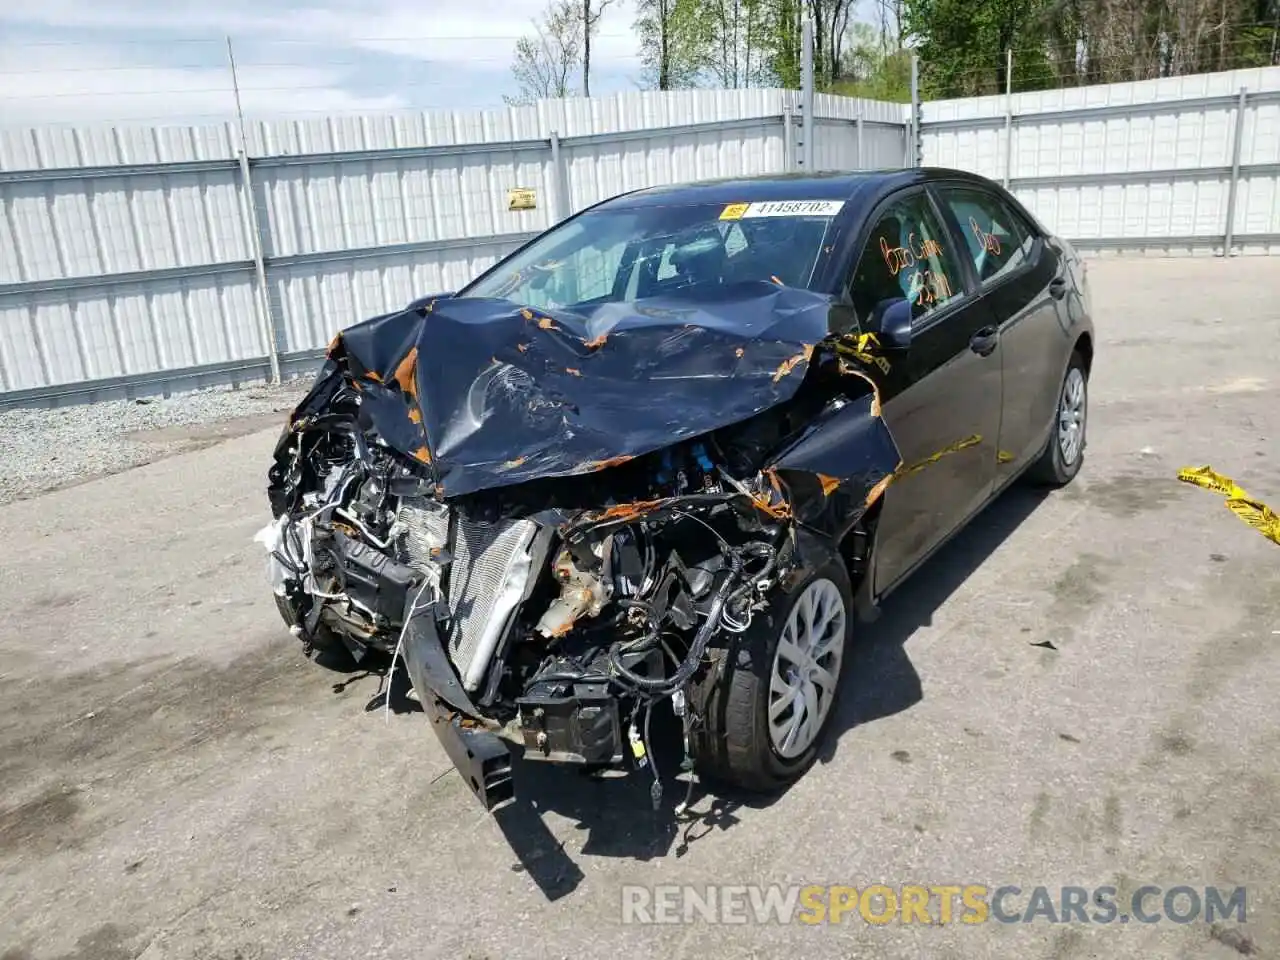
top-left (506, 0), bottom-right (584, 105)
top-left (579, 0), bottom-right (615, 96)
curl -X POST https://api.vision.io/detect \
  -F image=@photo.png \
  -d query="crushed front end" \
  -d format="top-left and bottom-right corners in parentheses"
top-left (260, 285), bottom-right (900, 811)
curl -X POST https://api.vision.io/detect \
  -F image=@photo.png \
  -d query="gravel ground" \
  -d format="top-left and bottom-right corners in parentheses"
top-left (0, 380), bottom-right (309, 506)
top-left (2, 258), bottom-right (1280, 960)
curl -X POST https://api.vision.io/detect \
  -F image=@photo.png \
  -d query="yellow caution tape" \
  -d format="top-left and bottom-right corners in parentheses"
top-left (863, 436), bottom-right (982, 509)
top-left (1177, 465), bottom-right (1248, 499)
top-left (835, 332), bottom-right (892, 374)
top-left (1177, 465), bottom-right (1280, 546)
top-left (896, 434), bottom-right (983, 480)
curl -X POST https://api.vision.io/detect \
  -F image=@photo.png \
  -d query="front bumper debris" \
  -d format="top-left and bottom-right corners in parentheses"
top-left (398, 602), bottom-right (514, 809)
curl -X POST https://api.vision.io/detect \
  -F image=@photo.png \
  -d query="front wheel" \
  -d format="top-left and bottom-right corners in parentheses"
top-left (1026, 350), bottom-right (1088, 486)
top-left (692, 561), bottom-right (853, 793)
top-left (273, 593), bottom-right (357, 669)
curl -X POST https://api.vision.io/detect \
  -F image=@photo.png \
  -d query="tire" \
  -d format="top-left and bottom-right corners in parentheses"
top-left (1026, 350), bottom-right (1088, 487)
top-left (273, 593), bottom-right (356, 668)
top-left (692, 560), bottom-right (853, 793)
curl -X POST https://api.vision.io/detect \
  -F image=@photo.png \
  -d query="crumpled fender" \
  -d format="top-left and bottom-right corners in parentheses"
top-left (764, 354), bottom-right (901, 534)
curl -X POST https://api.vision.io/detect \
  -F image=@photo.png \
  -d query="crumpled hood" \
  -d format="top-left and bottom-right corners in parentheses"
top-left (285, 281), bottom-right (835, 498)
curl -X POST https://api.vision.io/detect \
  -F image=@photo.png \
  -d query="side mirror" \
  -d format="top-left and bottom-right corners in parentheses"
top-left (867, 298), bottom-right (913, 351)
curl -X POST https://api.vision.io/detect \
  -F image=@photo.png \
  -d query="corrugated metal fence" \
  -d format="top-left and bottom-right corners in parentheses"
top-left (4, 66), bottom-right (1280, 406)
top-left (921, 65), bottom-right (1280, 256)
top-left (0, 89), bottom-right (905, 405)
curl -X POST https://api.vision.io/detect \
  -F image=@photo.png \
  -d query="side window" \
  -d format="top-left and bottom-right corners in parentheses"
top-left (848, 193), bottom-right (963, 326)
top-left (938, 187), bottom-right (1035, 286)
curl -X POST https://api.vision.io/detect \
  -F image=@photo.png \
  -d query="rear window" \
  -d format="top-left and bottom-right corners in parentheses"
top-left (462, 200), bottom-right (843, 312)
top-left (936, 186), bottom-right (1037, 285)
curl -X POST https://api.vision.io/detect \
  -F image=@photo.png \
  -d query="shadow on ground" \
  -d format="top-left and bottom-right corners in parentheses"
top-left (818, 485), bottom-right (1051, 764)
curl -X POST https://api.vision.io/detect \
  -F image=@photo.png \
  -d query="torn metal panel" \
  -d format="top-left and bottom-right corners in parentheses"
top-left (766, 392), bottom-right (902, 529)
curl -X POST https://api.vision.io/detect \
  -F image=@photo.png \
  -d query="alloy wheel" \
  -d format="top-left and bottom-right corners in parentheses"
top-left (1058, 367), bottom-right (1087, 467)
top-left (767, 578), bottom-right (847, 759)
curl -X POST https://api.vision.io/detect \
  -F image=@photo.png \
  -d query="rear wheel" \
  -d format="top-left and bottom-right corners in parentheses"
top-left (1027, 350), bottom-right (1088, 487)
top-left (693, 561), bottom-right (852, 792)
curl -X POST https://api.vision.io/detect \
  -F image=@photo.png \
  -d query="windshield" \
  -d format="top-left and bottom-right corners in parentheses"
top-left (461, 200), bottom-right (842, 312)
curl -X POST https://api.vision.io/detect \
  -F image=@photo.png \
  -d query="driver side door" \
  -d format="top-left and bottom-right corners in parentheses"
top-left (845, 189), bottom-right (1005, 596)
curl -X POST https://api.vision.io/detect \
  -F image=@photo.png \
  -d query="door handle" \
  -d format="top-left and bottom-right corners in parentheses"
top-left (969, 326), bottom-right (999, 357)
top-left (1049, 277), bottom-right (1068, 300)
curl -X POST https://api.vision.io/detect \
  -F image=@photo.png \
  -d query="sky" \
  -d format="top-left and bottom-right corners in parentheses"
top-left (0, 0), bottom-right (647, 127)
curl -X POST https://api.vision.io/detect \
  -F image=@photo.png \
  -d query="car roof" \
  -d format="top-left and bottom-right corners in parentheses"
top-left (594, 168), bottom-right (998, 212)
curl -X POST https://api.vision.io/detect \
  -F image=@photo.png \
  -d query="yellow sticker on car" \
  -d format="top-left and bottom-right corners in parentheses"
top-left (720, 203), bottom-right (750, 220)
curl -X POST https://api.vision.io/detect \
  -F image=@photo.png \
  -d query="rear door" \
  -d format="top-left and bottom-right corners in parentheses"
top-left (844, 188), bottom-right (1004, 595)
top-left (931, 183), bottom-right (1065, 480)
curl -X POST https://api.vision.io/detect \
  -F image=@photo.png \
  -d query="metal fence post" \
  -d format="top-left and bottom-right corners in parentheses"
top-left (856, 108), bottom-right (865, 169)
top-left (782, 105), bottom-right (794, 171)
top-left (910, 55), bottom-right (921, 167)
top-left (1003, 48), bottom-right (1014, 187)
top-left (801, 19), bottom-right (815, 170)
top-left (549, 130), bottom-right (570, 223)
top-left (1223, 86), bottom-right (1248, 257)
top-left (227, 37), bottom-right (280, 384)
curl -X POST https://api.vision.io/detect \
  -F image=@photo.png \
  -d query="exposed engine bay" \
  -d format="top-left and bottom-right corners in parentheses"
top-left (260, 282), bottom-right (902, 812)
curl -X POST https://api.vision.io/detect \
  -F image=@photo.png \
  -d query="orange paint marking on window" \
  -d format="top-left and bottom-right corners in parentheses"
top-left (969, 217), bottom-right (1002, 256)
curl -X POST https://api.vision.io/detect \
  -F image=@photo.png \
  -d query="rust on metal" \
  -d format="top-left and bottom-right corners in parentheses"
top-left (581, 454), bottom-right (635, 472)
top-left (836, 361), bottom-right (883, 416)
top-left (750, 469), bottom-right (793, 519)
top-left (591, 499), bottom-right (668, 523)
top-left (818, 473), bottom-right (841, 496)
top-left (772, 344), bottom-right (814, 383)
top-left (863, 471), bottom-right (896, 508)
top-left (392, 346), bottom-right (419, 398)
top-left (410, 445), bottom-right (432, 464)
top-left (583, 333), bottom-right (608, 350)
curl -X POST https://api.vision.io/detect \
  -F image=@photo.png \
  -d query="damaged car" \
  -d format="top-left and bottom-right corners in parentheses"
top-left (260, 168), bottom-right (1094, 811)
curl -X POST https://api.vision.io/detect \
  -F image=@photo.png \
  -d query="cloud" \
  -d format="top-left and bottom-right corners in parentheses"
top-left (2, 0), bottom-right (643, 69)
top-left (0, 0), bottom-right (646, 125)
top-left (0, 42), bottom-right (409, 125)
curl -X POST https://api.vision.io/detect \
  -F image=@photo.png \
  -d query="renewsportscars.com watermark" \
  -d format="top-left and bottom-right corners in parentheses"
top-left (620, 884), bottom-right (1248, 926)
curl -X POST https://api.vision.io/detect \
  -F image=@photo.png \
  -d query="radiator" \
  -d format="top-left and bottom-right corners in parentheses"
top-left (398, 498), bottom-right (536, 691)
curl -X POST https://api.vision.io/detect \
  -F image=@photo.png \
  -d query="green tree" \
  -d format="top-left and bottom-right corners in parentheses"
top-left (705, 0), bottom-right (771, 86)
top-left (831, 21), bottom-right (912, 100)
top-left (903, 0), bottom-right (1055, 96)
top-left (636, 0), bottom-right (713, 88)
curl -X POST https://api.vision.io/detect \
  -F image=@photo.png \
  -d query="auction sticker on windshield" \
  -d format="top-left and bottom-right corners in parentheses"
top-left (721, 200), bottom-right (845, 220)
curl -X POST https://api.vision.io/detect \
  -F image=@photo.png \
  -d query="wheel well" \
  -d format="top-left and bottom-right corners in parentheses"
top-left (839, 498), bottom-right (882, 592)
top-left (1074, 332), bottom-right (1093, 375)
